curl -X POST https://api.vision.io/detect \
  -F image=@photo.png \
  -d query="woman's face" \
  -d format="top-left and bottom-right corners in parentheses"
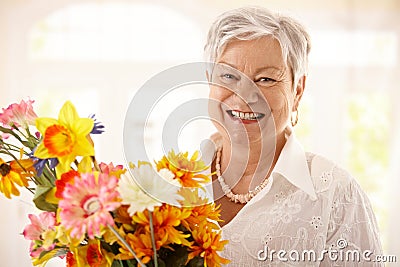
top-left (208, 36), bottom-right (304, 145)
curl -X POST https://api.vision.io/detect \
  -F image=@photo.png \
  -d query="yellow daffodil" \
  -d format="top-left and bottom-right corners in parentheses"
top-left (54, 225), bottom-right (71, 246)
top-left (77, 156), bottom-right (93, 173)
top-left (34, 101), bottom-right (94, 173)
top-left (69, 239), bottom-right (114, 267)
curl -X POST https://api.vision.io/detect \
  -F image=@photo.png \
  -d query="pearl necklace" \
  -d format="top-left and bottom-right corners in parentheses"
top-left (215, 147), bottom-right (270, 204)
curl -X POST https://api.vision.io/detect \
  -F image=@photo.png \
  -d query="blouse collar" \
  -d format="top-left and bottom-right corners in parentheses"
top-left (202, 132), bottom-right (318, 201)
top-left (272, 133), bottom-right (317, 201)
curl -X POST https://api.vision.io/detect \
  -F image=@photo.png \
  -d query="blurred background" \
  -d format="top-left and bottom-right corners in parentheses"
top-left (0, 0), bottom-right (399, 266)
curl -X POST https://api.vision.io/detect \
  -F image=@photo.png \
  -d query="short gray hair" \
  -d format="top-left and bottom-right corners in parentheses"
top-left (204, 6), bottom-right (311, 87)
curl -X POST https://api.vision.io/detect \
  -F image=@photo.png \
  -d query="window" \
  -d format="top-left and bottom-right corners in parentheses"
top-left (29, 3), bottom-right (203, 61)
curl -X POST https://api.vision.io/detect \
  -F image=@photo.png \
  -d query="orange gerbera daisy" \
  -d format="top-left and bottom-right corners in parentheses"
top-left (44, 169), bottom-right (81, 205)
top-left (114, 205), bottom-right (135, 226)
top-left (155, 150), bottom-right (210, 188)
top-left (132, 204), bottom-right (192, 247)
top-left (117, 231), bottom-right (156, 264)
top-left (178, 187), bottom-right (209, 207)
top-left (179, 188), bottom-right (222, 230)
top-left (188, 222), bottom-right (230, 267)
top-left (55, 170), bottom-right (80, 199)
top-left (0, 157), bottom-right (34, 198)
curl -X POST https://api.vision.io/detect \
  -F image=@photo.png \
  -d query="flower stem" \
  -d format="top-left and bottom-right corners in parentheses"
top-left (25, 187), bottom-right (35, 195)
top-left (3, 142), bottom-right (22, 151)
top-left (149, 210), bottom-right (158, 267)
top-left (92, 156), bottom-right (100, 172)
top-left (14, 125), bottom-right (29, 139)
top-left (1, 150), bottom-right (29, 173)
top-left (0, 125), bottom-right (24, 144)
top-left (107, 224), bottom-right (146, 267)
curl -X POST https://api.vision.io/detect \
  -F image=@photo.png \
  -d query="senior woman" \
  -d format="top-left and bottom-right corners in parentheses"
top-left (203, 6), bottom-right (383, 266)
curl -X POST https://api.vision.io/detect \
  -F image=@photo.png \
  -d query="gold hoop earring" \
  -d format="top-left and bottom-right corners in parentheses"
top-left (291, 110), bottom-right (299, 127)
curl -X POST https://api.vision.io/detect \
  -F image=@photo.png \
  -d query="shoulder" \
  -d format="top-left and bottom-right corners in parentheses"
top-left (305, 152), bottom-right (359, 195)
top-left (306, 153), bottom-right (384, 253)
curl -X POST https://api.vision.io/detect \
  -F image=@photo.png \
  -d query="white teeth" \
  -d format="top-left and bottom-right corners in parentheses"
top-left (230, 110), bottom-right (262, 120)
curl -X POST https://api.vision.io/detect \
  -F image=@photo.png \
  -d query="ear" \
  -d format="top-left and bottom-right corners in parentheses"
top-left (293, 75), bottom-right (306, 111)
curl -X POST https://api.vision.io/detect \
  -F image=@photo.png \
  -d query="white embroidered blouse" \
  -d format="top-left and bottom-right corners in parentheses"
top-left (206, 134), bottom-right (383, 266)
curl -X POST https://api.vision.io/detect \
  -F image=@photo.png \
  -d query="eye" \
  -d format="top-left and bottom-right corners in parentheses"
top-left (256, 77), bottom-right (277, 83)
top-left (221, 73), bottom-right (237, 80)
top-left (217, 73), bottom-right (239, 84)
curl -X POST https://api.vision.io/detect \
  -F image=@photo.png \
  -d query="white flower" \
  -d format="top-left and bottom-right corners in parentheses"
top-left (158, 168), bottom-right (176, 181)
top-left (117, 164), bottom-right (182, 216)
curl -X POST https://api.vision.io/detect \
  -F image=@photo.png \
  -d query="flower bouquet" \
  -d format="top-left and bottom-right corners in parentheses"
top-left (0, 99), bottom-right (229, 267)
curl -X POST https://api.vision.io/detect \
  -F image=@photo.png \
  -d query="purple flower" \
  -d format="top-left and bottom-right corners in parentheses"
top-left (89, 114), bottom-right (105, 134)
top-left (29, 148), bottom-right (58, 176)
top-left (33, 158), bottom-right (59, 176)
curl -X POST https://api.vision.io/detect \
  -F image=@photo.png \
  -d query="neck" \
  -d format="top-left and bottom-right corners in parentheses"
top-left (219, 132), bottom-right (286, 192)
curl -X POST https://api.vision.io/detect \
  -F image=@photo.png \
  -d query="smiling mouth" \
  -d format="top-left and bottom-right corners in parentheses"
top-left (226, 110), bottom-right (265, 121)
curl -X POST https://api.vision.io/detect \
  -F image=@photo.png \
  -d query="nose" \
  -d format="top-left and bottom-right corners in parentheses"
top-left (236, 78), bottom-right (259, 104)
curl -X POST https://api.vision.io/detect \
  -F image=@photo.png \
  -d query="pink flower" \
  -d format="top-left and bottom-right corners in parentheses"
top-left (99, 162), bottom-right (123, 173)
top-left (99, 162), bottom-right (124, 177)
top-left (1, 132), bottom-right (10, 140)
top-left (23, 212), bottom-right (56, 240)
top-left (27, 241), bottom-right (55, 258)
top-left (0, 99), bottom-right (37, 128)
top-left (59, 172), bottom-right (121, 239)
top-left (22, 212), bottom-right (57, 257)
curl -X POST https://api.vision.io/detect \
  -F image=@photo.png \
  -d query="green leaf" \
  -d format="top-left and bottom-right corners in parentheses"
top-left (157, 259), bottom-right (166, 267)
top-left (33, 185), bottom-right (57, 211)
top-left (21, 140), bottom-right (33, 149)
top-left (163, 246), bottom-right (188, 267)
top-left (34, 248), bottom-right (68, 265)
top-left (186, 256), bottom-right (204, 267)
top-left (39, 166), bottom-right (57, 186)
top-left (111, 260), bottom-right (125, 267)
top-left (126, 260), bottom-right (137, 267)
top-left (147, 258), bottom-right (166, 267)
top-left (0, 125), bottom-right (25, 144)
top-left (39, 247), bottom-right (68, 259)
top-left (0, 125), bottom-right (18, 136)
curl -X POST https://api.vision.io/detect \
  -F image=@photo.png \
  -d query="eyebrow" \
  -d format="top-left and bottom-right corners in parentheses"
top-left (216, 61), bottom-right (285, 74)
